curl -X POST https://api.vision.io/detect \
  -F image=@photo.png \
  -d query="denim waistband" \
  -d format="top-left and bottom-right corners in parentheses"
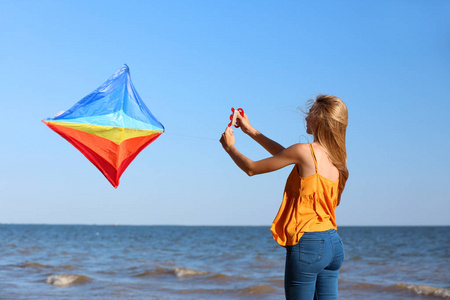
top-left (305, 229), bottom-right (336, 234)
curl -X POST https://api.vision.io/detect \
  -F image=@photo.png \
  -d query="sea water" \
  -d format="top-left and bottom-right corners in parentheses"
top-left (0, 225), bottom-right (448, 299)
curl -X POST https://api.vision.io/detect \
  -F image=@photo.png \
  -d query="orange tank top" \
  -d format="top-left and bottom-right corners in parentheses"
top-left (270, 143), bottom-right (339, 247)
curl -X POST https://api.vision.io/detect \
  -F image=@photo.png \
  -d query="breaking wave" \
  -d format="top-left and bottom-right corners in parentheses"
top-left (393, 282), bottom-right (450, 298)
top-left (133, 267), bottom-right (209, 278)
top-left (46, 274), bottom-right (92, 287)
top-left (174, 267), bottom-right (209, 277)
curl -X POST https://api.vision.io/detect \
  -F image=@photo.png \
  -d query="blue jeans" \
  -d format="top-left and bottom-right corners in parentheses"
top-left (285, 229), bottom-right (344, 299)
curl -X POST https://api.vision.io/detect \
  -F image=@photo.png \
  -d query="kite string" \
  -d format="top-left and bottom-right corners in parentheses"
top-left (165, 132), bottom-right (217, 141)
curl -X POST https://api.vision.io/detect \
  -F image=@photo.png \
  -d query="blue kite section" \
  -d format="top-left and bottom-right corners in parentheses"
top-left (55, 112), bottom-right (163, 131)
top-left (46, 65), bottom-right (164, 131)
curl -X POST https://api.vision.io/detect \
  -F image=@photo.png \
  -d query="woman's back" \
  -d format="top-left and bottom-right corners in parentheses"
top-left (298, 142), bottom-right (339, 182)
top-left (270, 142), bottom-right (340, 247)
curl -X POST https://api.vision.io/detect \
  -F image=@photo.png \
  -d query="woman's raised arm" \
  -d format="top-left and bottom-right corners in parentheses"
top-left (220, 127), bottom-right (305, 176)
top-left (237, 113), bottom-right (285, 155)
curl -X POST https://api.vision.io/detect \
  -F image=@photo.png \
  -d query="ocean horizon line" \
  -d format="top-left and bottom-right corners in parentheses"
top-left (1, 223), bottom-right (449, 227)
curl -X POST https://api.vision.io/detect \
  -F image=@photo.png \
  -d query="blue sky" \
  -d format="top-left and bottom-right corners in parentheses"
top-left (0, 1), bottom-right (449, 226)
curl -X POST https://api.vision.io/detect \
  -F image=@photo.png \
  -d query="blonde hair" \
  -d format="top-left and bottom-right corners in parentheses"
top-left (307, 94), bottom-right (348, 205)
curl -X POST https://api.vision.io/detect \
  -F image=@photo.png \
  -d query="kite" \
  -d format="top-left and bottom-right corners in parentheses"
top-left (42, 65), bottom-right (164, 188)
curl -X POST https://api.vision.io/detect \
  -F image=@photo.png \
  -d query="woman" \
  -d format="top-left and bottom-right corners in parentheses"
top-left (220, 95), bottom-right (348, 299)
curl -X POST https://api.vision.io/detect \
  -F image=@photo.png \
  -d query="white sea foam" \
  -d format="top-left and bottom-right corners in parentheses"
top-left (46, 274), bottom-right (91, 287)
top-left (173, 267), bottom-right (209, 277)
top-left (395, 283), bottom-right (450, 298)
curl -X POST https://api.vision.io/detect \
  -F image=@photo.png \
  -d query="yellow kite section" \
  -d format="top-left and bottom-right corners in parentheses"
top-left (45, 121), bottom-right (163, 145)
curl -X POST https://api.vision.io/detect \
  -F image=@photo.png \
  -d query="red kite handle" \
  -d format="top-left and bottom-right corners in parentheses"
top-left (228, 107), bottom-right (244, 128)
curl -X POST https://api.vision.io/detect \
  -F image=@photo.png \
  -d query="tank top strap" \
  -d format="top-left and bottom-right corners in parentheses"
top-left (308, 143), bottom-right (318, 173)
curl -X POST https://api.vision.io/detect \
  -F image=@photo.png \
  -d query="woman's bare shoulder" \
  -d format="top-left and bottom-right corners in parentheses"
top-left (289, 143), bottom-right (312, 151)
top-left (286, 143), bottom-right (312, 160)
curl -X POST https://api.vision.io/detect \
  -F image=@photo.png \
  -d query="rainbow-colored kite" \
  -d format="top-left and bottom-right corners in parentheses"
top-left (43, 65), bottom-right (164, 188)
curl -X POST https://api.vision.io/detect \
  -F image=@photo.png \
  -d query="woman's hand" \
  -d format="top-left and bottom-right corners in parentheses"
top-left (220, 127), bottom-right (235, 152)
top-left (236, 113), bottom-right (256, 136)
